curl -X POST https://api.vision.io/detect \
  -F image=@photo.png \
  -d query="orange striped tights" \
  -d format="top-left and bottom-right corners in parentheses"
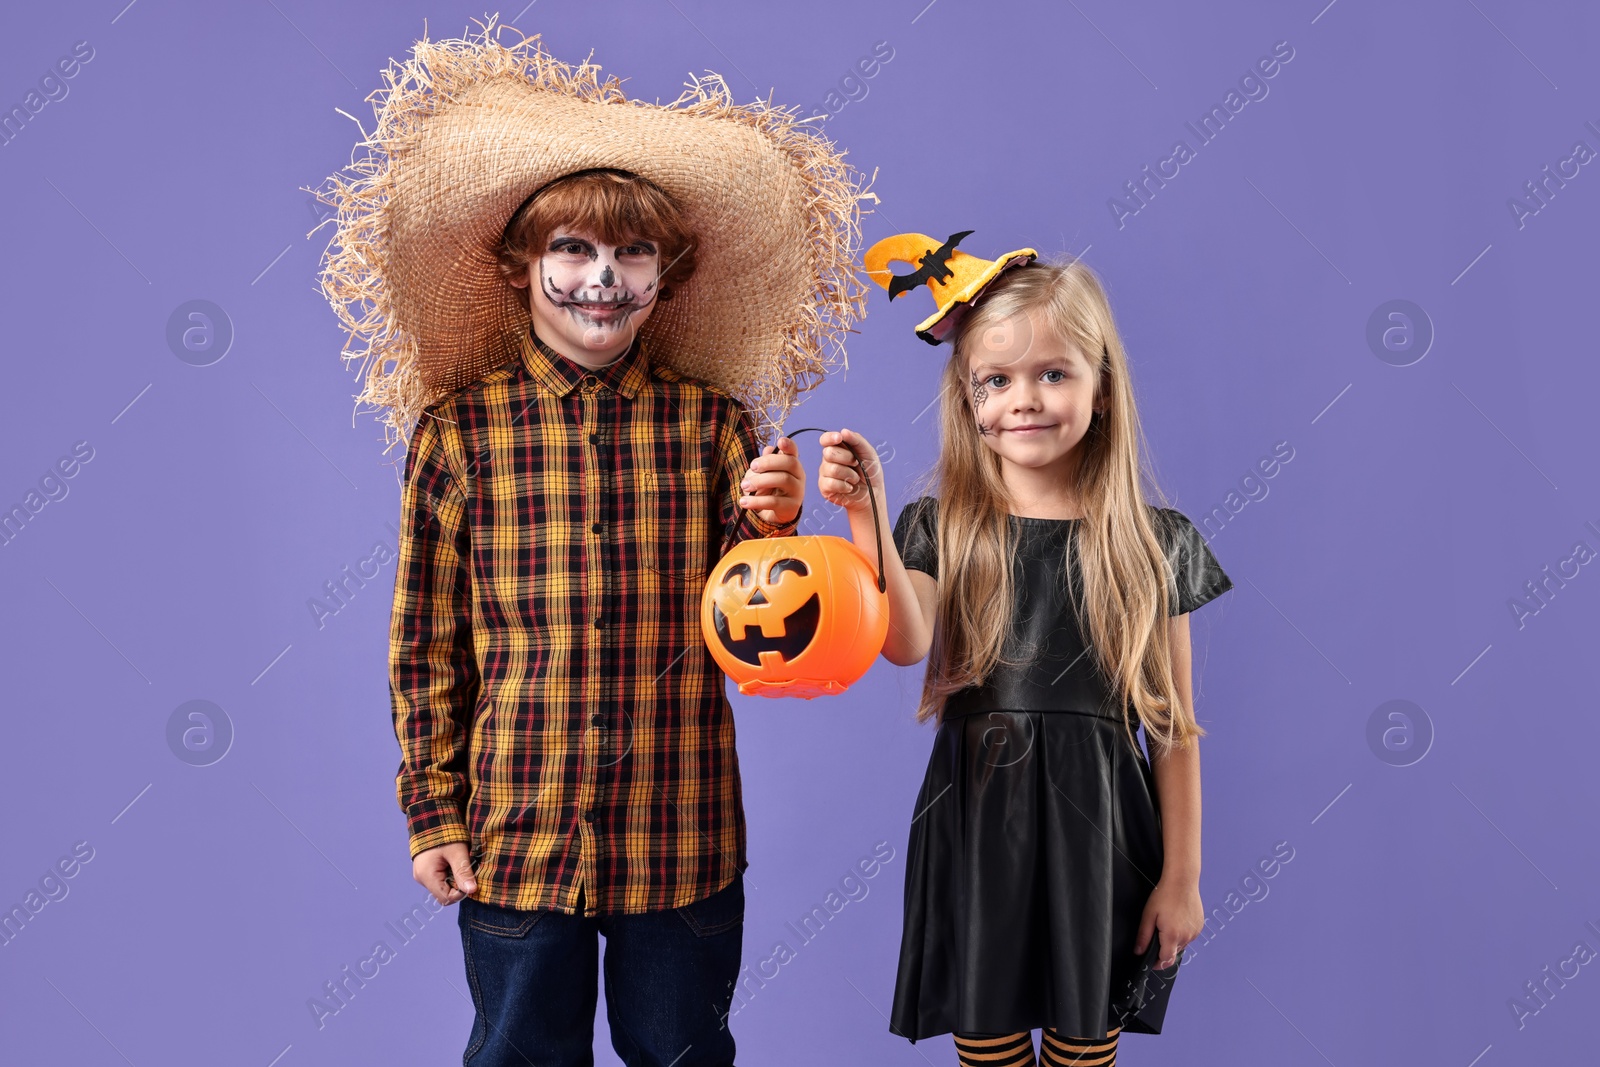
top-left (953, 1026), bottom-right (1121, 1067)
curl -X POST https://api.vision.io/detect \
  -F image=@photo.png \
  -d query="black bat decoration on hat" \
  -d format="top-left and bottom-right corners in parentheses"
top-left (886, 229), bottom-right (975, 300)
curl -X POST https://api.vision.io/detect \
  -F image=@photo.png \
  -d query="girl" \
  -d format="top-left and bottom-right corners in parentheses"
top-left (818, 249), bottom-right (1233, 1066)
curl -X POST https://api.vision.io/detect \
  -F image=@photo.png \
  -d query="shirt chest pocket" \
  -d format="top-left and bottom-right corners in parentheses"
top-left (637, 468), bottom-right (715, 582)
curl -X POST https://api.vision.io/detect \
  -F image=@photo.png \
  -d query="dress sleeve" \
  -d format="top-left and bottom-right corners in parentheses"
top-left (893, 496), bottom-right (940, 579)
top-left (1158, 508), bottom-right (1234, 616)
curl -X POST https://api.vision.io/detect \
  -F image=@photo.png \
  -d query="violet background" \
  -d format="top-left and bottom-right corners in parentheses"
top-left (2, 1), bottom-right (1597, 1064)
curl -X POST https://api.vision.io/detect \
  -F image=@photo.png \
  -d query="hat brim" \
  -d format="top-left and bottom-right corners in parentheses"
top-left (914, 249), bottom-right (1038, 344)
top-left (311, 17), bottom-right (876, 455)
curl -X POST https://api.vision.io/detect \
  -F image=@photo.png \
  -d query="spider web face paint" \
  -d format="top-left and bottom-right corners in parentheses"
top-left (971, 368), bottom-right (993, 436)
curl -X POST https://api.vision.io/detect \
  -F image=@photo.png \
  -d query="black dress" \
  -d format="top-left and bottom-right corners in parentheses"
top-left (888, 499), bottom-right (1234, 1042)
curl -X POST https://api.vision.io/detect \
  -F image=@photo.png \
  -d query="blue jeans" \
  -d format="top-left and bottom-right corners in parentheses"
top-left (457, 873), bottom-right (744, 1066)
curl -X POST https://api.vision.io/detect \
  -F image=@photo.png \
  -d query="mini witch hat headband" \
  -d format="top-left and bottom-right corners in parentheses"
top-left (862, 231), bottom-right (1036, 344)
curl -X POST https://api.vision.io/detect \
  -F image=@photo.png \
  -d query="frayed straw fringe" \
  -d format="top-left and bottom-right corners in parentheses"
top-left (307, 13), bottom-right (878, 461)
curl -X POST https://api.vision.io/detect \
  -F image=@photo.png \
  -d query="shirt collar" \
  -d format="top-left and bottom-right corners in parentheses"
top-left (519, 328), bottom-right (650, 400)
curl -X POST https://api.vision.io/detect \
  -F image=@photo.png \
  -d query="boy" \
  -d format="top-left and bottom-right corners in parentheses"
top-left (395, 167), bottom-right (804, 1066)
top-left (314, 26), bottom-right (871, 1065)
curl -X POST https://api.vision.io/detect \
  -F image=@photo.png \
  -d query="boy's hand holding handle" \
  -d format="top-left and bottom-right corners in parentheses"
top-left (739, 435), bottom-right (805, 526)
top-left (415, 841), bottom-right (478, 905)
top-left (817, 429), bottom-right (936, 666)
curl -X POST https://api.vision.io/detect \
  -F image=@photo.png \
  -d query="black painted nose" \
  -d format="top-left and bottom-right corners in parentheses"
top-left (747, 589), bottom-right (769, 606)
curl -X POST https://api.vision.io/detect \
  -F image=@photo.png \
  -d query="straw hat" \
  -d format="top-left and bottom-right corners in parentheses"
top-left (863, 231), bottom-right (1036, 344)
top-left (309, 15), bottom-right (877, 455)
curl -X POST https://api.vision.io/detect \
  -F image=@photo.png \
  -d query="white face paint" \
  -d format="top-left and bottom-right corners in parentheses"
top-left (531, 229), bottom-right (663, 360)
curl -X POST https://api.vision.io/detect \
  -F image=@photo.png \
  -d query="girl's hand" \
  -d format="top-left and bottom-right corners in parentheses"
top-left (739, 436), bottom-right (805, 526)
top-left (816, 428), bottom-right (883, 515)
top-left (1135, 877), bottom-right (1205, 971)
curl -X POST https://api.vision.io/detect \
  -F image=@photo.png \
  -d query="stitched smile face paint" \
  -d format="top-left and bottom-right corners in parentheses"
top-left (527, 227), bottom-right (664, 364)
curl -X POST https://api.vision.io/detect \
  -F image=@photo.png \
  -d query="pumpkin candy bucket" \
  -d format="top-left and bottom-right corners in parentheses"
top-left (700, 432), bottom-right (889, 699)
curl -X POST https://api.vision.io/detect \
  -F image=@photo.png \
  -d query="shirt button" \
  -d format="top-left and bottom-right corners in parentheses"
top-left (588, 433), bottom-right (599, 444)
top-left (593, 618), bottom-right (603, 629)
top-left (591, 713), bottom-right (605, 727)
top-left (590, 523), bottom-right (602, 534)
top-left (583, 810), bottom-right (596, 823)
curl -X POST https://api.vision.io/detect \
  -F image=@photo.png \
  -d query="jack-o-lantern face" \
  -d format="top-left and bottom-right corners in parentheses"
top-left (710, 557), bottom-right (822, 665)
top-left (699, 535), bottom-right (890, 699)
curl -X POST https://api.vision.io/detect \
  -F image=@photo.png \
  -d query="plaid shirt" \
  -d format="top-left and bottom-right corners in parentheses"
top-left (390, 328), bottom-right (797, 916)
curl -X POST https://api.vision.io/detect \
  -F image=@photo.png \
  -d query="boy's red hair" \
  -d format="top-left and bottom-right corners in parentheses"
top-left (496, 168), bottom-right (698, 308)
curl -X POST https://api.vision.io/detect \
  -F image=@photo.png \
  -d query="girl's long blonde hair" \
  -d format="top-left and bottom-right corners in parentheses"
top-left (919, 256), bottom-right (1204, 756)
